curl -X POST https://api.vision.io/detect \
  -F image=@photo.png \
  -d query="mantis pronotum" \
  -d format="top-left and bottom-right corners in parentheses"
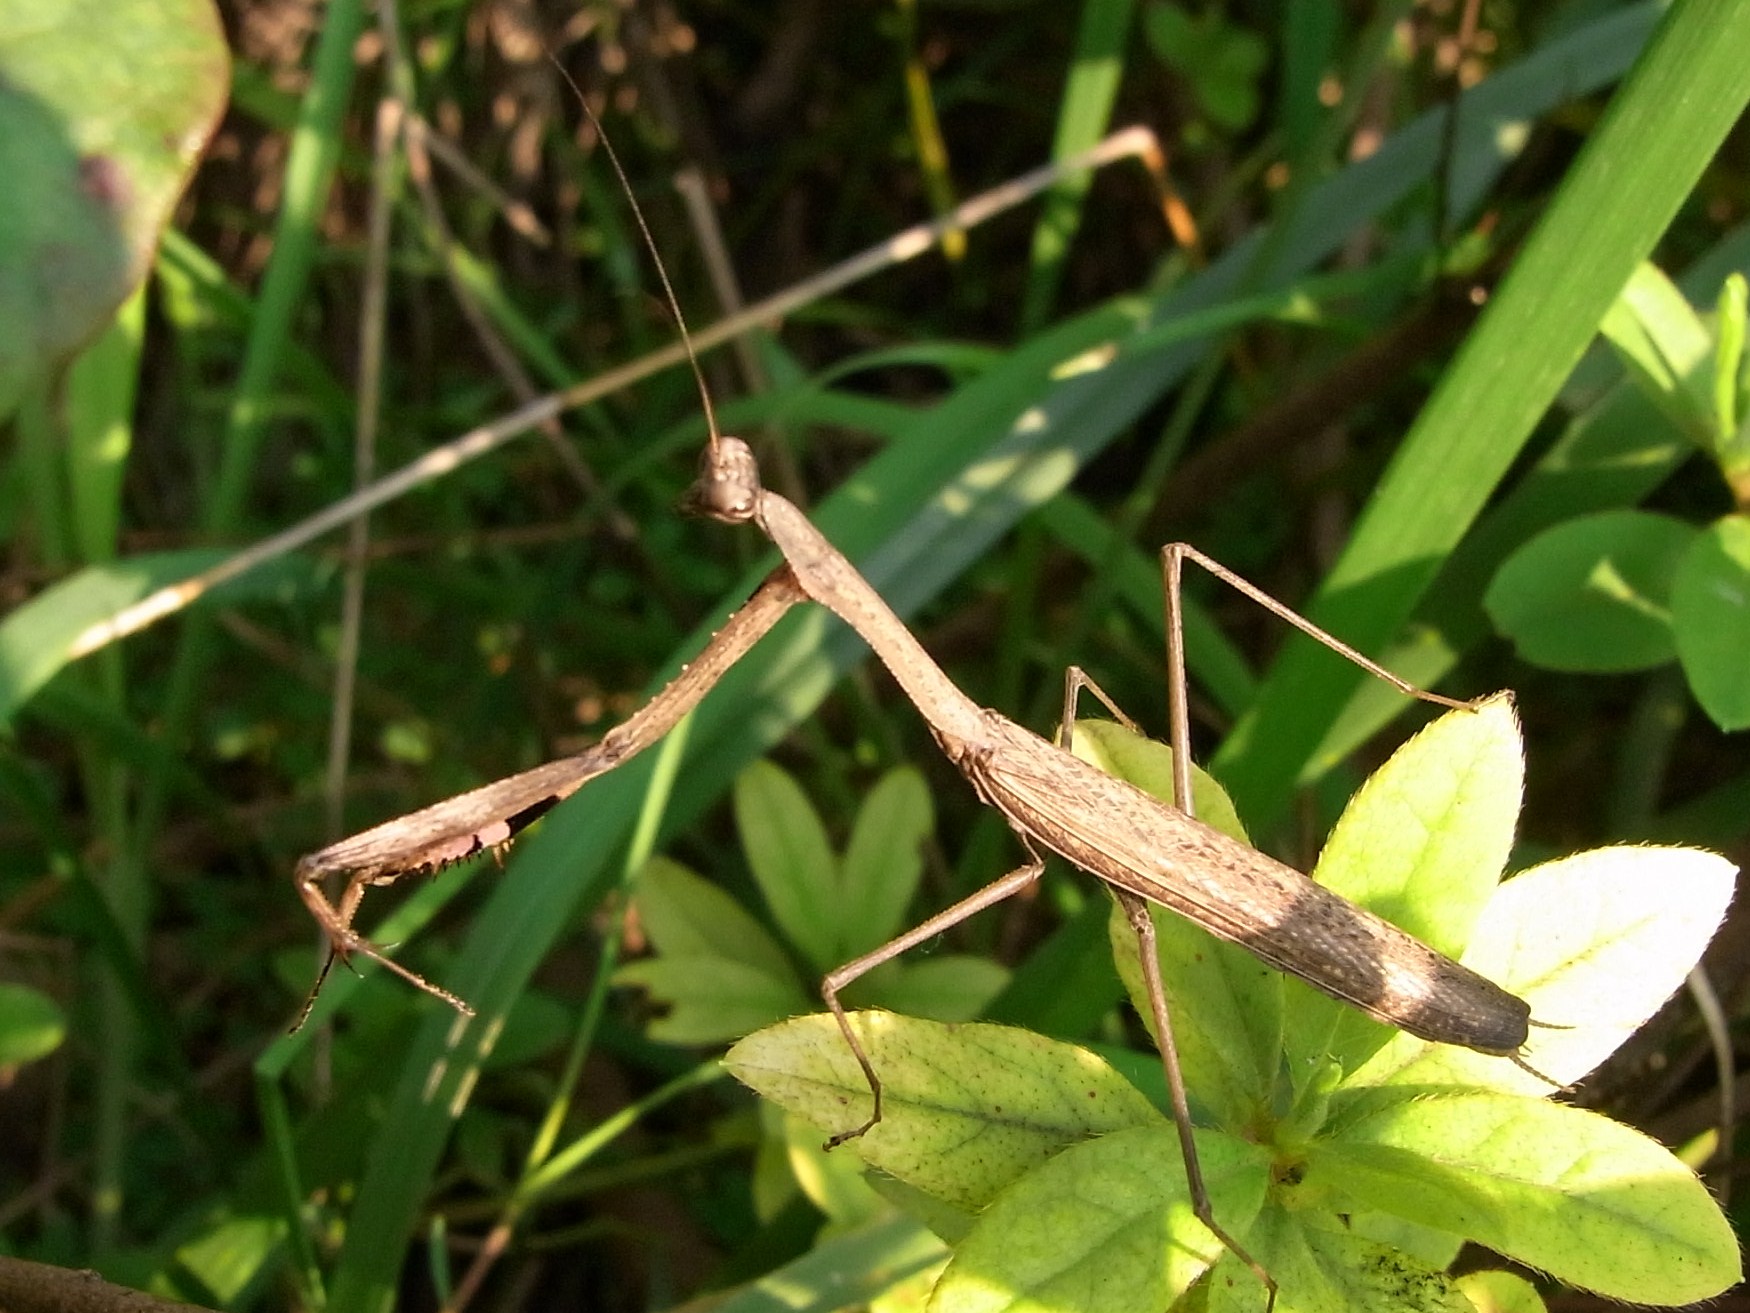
top-left (294, 102), bottom-right (1534, 1307)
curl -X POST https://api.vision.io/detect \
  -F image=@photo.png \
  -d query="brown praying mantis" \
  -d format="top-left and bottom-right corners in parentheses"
top-left (293, 108), bottom-right (1536, 1308)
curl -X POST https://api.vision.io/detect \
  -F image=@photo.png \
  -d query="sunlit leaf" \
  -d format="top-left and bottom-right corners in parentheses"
top-left (1355, 844), bottom-right (1735, 1093)
top-left (1310, 1093), bottom-right (1740, 1304)
top-left (930, 1125), bottom-right (1268, 1313)
top-left (726, 1013), bottom-right (1158, 1211)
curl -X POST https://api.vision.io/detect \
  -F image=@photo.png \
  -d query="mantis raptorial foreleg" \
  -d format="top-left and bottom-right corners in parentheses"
top-left (292, 567), bottom-right (808, 1029)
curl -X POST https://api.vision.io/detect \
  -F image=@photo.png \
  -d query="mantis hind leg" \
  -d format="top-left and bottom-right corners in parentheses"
top-left (1055, 664), bottom-right (1277, 1309)
top-left (1158, 542), bottom-right (1475, 743)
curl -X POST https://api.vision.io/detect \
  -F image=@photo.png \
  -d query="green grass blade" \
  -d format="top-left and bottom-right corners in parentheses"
top-left (1018, 0), bottom-right (1139, 331)
top-left (1215, 0), bottom-right (1750, 827)
top-left (205, 0), bottom-right (363, 535)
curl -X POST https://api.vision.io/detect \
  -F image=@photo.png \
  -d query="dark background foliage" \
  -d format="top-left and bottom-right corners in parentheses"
top-left (2, 0), bottom-right (1747, 1308)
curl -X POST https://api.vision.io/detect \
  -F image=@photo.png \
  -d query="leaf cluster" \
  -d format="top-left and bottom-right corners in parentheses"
top-left (730, 703), bottom-right (1739, 1311)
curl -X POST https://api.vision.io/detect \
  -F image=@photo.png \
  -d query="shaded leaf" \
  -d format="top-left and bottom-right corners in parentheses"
top-left (615, 856), bottom-right (808, 1043)
top-left (1141, 3), bottom-right (1266, 132)
top-left (839, 766), bottom-right (934, 958)
top-left (875, 956), bottom-right (1009, 1023)
top-left (614, 957), bottom-right (805, 1046)
top-left (1484, 510), bottom-right (1696, 672)
top-left (629, 855), bottom-right (798, 985)
top-left (735, 759), bottom-right (840, 972)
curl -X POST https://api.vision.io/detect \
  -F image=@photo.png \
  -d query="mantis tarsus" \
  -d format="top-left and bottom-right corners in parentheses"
top-left (294, 109), bottom-right (1535, 1308)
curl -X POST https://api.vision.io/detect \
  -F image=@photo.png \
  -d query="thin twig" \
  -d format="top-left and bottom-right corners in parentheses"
top-left (405, 111), bottom-right (553, 247)
top-left (66, 127), bottom-right (1166, 661)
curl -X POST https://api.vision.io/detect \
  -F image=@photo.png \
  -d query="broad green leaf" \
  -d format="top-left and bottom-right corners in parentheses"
top-left (1353, 845), bottom-right (1735, 1094)
top-left (1106, 901), bottom-right (1281, 1139)
top-left (0, 0), bottom-right (228, 418)
top-left (839, 765), bottom-right (934, 957)
top-left (1071, 719), bottom-right (1250, 842)
top-left (1337, 1211), bottom-right (1463, 1288)
top-left (627, 855), bottom-right (798, 985)
top-left (1478, 845), bottom-right (1735, 1086)
top-left (1599, 261), bottom-right (1716, 445)
top-left (1312, 695), bottom-right (1520, 949)
top-left (1308, 1093), bottom-right (1740, 1304)
top-left (1343, 1208), bottom-right (1462, 1276)
top-left (875, 956), bottom-right (1009, 1024)
top-left (930, 1124), bottom-right (1269, 1313)
top-left (614, 957), bottom-right (804, 1046)
top-left (1484, 510), bottom-right (1697, 671)
top-left (615, 855), bottom-right (807, 1044)
top-left (0, 983), bottom-right (65, 1066)
top-left (1294, 696), bottom-right (1522, 1073)
top-left (735, 759), bottom-right (840, 972)
top-left (1672, 514), bottom-right (1750, 730)
top-left (725, 1013), bottom-right (1158, 1212)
